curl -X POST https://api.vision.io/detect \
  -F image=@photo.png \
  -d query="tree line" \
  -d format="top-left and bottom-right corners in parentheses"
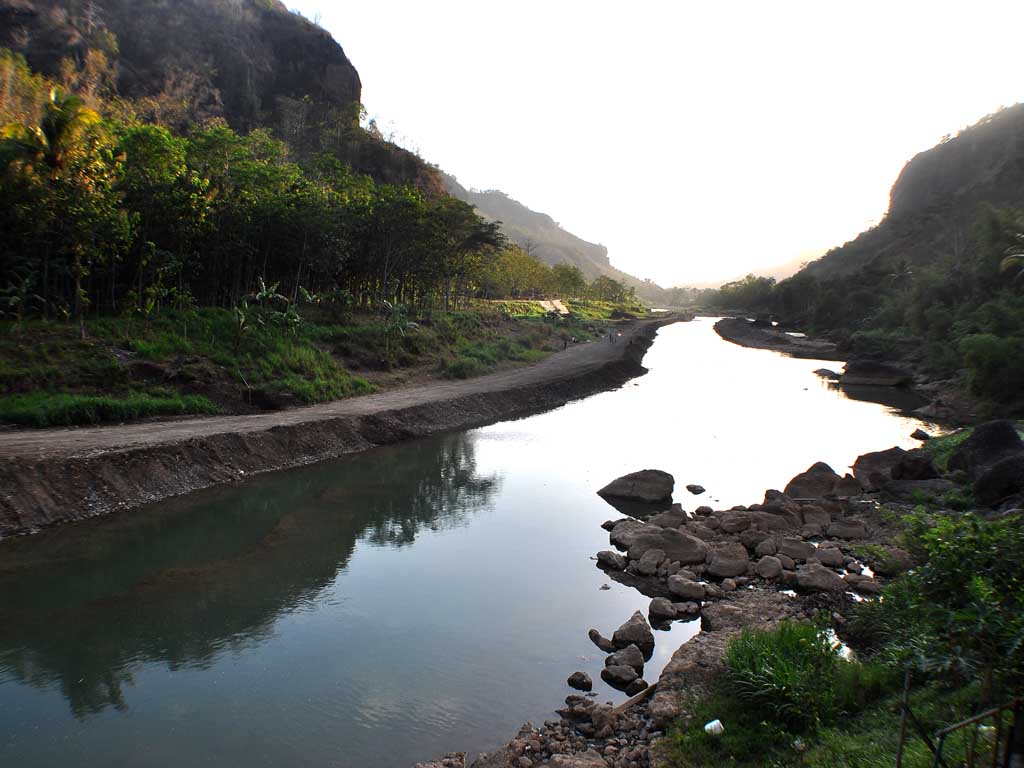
top-left (0, 49), bottom-right (638, 338)
top-left (701, 207), bottom-right (1024, 408)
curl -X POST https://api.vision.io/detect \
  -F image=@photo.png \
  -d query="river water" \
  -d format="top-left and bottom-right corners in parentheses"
top-left (0, 318), bottom-right (938, 767)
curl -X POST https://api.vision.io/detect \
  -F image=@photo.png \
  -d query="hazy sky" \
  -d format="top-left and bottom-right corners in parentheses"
top-left (288, 1), bottom-right (1024, 287)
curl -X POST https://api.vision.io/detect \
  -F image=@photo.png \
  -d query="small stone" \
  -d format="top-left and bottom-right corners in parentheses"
top-left (648, 597), bottom-right (676, 621)
top-left (588, 628), bottom-right (616, 653)
top-left (686, 484), bottom-right (706, 495)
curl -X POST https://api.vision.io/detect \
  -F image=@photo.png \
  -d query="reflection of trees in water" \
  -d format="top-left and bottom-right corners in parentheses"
top-left (0, 431), bottom-right (499, 718)
top-left (359, 435), bottom-right (499, 547)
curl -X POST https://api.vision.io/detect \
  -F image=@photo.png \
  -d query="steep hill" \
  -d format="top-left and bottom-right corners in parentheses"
top-left (804, 103), bottom-right (1024, 280)
top-left (0, 0), bottom-right (444, 193)
top-left (442, 173), bottom-right (671, 301)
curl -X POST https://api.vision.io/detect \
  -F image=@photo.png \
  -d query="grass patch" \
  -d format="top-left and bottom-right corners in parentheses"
top-left (922, 428), bottom-right (973, 472)
top-left (0, 391), bottom-right (219, 427)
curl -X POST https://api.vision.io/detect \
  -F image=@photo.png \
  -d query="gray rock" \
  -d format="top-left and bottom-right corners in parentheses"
top-left (841, 359), bottom-right (912, 387)
top-left (755, 555), bottom-right (783, 579)
top-left (596, 550), bottom-right (628, 571)
top-left (891, 450), bottom-right (940, 481)
top-left (672, 601), bottom-right (700, 615)
top-left (827, 519), bottom-right (868, 540)
top-left (815, 545), bottom-right (845, 568)
top-left (721, 578), bottom-right (737, 592)
top-left (796, 563), bottom-right (847, 592)
top-left (598, 469), bottom-right (674, 504)
top-left (635, 548), bottom-right (666, 576)
top-left (784, 462), bottom-right (842, 499)
top-left (588, 628), bottom-right (615, 653)
top-left (718, 511), bottom-right (751, 533)
top-left (834, 473), bottom-right (864, 497)
top-left (647, 508), bottom-right (688, 529)
top-left (624, 678), bottom-right (649, 696)
top-left (755, 538), bottom-right (778, 557)
top-left (626, 527), bottom-right (709, 565)
top-left (686, 484), bottom-right (706, 495)
top-left (705, 541), bottom-right (750, 579)
top-left (608, 519), bottom-right (652, 551)
top-left (852, 446), bottom-right (907, 491)
top-left (611, 611), bottom-right (655, 658)
top-left (600, 664), bottom-right (639, 689)
top-left (605, 644), bottom-right (645, 673)
top-left (694, 505), bottom-right (713, 515)
top-left (777, 553), bottom-right (796, 570)
top-left (974, 454), bottom-right (1024, 507)
top-left (567, 671), bottom-right (593, 691)
top-left (911, 428), bottom-right (932, 441)
top-left (548, 751), bottom-right (607, 768)
top-left (777, 537), bottom-right (816, 562)
top-left (799, 504), bottom-right (831, 527)
top-left (949, 420), bottom-right (1024, 477)
top-left (667, 574), bottom-right (705, 600)
top-left (649, 597), bottom-right (677, 621)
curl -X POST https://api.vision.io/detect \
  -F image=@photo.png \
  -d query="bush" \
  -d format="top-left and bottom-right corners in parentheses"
top-left (959, 333), bottom-right (1024, 401)
top-left (723, 620), bottom-right (892, 733)
top-left (444, 356), bottom-right (489, 379)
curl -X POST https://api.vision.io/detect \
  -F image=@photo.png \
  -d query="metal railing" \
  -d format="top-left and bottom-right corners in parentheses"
top-left (895, 672), bottom-right (1022, 768)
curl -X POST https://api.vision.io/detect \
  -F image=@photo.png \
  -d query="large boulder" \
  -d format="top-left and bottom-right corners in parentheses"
top-left (634, 548), bottom-right (666, 576)
top-left (777, 537), bottom-right (816, 562)
top-left (667, 575), bottom-right (706, 600)
top-left (841, 359), bottom-right (912, 387)
top-left (815, 545), bottom-right (845, 568)
top-left (647, 507), bottom-right (688, 529)
top-left (611, 611), bottom-right (655, 658)
top-left (649, 597), bottom-right (677, 621)
top-left (826, 519), bottom-right (868, 540)
top-left (755, 555), bottom-right (783, 579)
top-left (949, 421), bottom-right (1024, 478)
top-left (608, 519), bottom-right (651, 550)
top-left (796, 563), bottom-right (847, 593)
top-left (598, 469), bottom-right (674, 504)
top-left (717, 511), bottom-right (751, 533)
top-left (974, 454), bottom-right (1024, 506)
top-left (705, 541), bottom-right (750, 579)
top-left (783, 462), bottom-right (842, 499)
top-left (852, 447), bottom-right (907, 491)
top-left (596, 550), bottom-right (628, 571)
top-left (891, 450), bottom-right (940, 481)
top-left (626, 527), bottom-right (709, 565)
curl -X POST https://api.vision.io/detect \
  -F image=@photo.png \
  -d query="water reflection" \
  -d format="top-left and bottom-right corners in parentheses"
top-left (0, 432), bottom-right (498, 719)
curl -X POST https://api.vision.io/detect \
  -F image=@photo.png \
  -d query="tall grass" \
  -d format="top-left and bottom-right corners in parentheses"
top-left (0, 392), bottom-right (220, 427)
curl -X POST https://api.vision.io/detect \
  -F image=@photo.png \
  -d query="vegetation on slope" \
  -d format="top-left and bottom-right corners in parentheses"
top-left (667, 508), bottom-right (1024, 768)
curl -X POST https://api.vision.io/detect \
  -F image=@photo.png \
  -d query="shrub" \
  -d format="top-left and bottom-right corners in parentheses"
top-left (444, 356), bottom-right (488, 379)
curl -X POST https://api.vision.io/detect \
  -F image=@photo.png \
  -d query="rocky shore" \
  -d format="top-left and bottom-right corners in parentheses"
top-left (416, 420), bottom-right (1024, 768)
top-left (713, 316), bottom-right (978, 424)
top-left (0, 318), bottom-right (682, 538)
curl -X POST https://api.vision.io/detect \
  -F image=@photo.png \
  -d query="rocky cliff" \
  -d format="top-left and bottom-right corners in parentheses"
top-left (0, 0), bottom-right (444, 193)
top-left (803, 103), bottom-right (1024, 279)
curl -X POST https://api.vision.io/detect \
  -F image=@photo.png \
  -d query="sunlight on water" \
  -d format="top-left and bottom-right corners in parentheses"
top-left (0, 318), bottom-right (937, 767)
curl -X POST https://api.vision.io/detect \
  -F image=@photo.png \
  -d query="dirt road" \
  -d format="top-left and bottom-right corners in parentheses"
top-left (0, 317), bottom-right (679, 536)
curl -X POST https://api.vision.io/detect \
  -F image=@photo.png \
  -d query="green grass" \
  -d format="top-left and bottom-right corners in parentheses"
top-left (0, 391), bottom-right (220, 427)
top-left (922, 429), bottom-right (973, 472)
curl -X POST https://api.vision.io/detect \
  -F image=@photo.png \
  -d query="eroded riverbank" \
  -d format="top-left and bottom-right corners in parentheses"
top-left (0, 317), bottom-right (679, 538)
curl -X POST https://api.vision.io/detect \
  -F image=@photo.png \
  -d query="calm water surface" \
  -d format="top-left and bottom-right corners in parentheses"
top-left (0, 319), bottom-right (938, 767)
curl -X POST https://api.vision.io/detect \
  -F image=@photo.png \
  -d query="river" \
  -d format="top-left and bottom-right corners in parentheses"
top-left (0, 318), bottom-right (939, 767)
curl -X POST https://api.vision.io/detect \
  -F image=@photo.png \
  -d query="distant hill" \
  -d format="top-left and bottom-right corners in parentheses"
top-left (442, 173), bottom-right (673, 301)
top-left (803, 103), bottom-right (1024, 280)
top-left (0, 0), bottom-right (444, 193)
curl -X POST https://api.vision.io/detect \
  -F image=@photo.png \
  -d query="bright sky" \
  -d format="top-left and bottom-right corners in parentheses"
top-left (288, 0), bottom-right (1024, 287)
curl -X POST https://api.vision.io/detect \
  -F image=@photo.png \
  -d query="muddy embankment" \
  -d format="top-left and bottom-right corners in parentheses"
top-left (0, 318), bottom-right (681, 539)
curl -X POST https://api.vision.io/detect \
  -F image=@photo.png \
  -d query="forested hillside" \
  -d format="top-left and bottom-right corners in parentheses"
top-left (707, 105), bottom-right (1024, 413)
top-left (0, 2), bottom-right (652, 427)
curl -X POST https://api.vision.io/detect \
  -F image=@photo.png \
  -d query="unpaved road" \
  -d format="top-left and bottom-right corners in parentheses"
top-left (0, 323), bottom-right (650, 462)
top-left (0, 319), bottom-right (681, 536)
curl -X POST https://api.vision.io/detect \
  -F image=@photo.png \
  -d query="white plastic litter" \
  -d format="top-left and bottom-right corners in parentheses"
top-left (704, 719), bottom-right (724, 736)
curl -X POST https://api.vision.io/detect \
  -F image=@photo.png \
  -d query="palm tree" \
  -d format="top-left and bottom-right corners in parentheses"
top-left (1, 87), bottom-right (100, 177)
top-left (2, 87), bottom-right (102, 334)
